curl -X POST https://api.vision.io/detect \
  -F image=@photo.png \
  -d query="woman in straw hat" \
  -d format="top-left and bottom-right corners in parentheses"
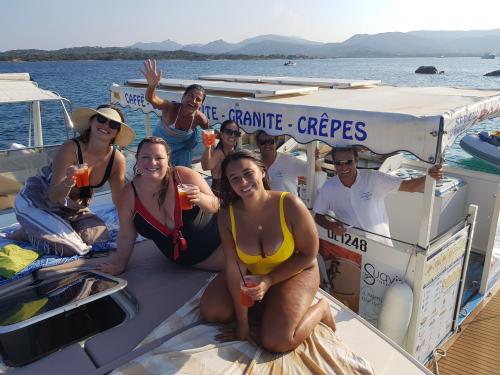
top-left (13, 104), bottom-right (135, 256)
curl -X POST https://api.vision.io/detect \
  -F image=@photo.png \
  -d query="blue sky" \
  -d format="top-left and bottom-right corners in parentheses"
top-left (1, 0), bottom-right (499, 51)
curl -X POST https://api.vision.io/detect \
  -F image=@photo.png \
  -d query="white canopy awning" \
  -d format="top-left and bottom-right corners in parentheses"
top-left (0, 78), bottom-right (63, 104)
top-left (111, 78), bottom-right (500, 162)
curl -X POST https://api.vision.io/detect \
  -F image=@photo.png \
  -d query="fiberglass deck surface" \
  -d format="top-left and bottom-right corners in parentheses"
top-left (434, 287), bottom-right (500, 375)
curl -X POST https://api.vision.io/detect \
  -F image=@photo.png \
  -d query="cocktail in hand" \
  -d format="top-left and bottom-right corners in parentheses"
top-left (239, 275), bottom-right (260, 308)
top-left (177, 184), bottom-right (196, 210)
top-left (202, 129), bottom-right (216, 147)
top-left (75, 163), bottom-right (90, 187)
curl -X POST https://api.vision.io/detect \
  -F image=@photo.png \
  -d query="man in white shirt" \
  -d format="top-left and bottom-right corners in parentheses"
top-left (313, 147), bottom-right (443, 246)
top-left (256, 131), bottom-right (308, 194)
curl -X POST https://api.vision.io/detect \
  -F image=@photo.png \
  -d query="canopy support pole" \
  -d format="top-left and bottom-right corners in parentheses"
top-left (32, 101), bottom-right (43, 147)
top-left (305, 141), bottom-right (317, 209)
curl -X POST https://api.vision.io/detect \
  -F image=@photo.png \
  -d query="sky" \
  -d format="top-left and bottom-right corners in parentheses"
top-left (1, 0), bottom-right (500, 51)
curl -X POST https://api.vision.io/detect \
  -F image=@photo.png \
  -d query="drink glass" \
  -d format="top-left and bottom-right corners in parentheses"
top-left (75, 163), bottom-right (90, 188)
top-left (177, 184), bottom-right (196, 210)
top-left (239, 275), bottom-right (260, 308)
top-left (202, 129), bottom-right (215, 147)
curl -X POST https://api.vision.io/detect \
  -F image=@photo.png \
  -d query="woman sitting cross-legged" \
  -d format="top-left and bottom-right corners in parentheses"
top-left (96, 136), bottom-right (224, 275)
top-left (13, 104), bottom-right (134, 256)
top-left (201, 149), bottom-right (336, 353)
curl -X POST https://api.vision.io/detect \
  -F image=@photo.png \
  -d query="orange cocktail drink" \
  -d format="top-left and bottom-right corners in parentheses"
top-left (177, 184), bottom-right (195, 210)
top-left (202, 129), bottom-right (216, 147)
top-left (75, 163), bottom-right (90, 187)
top-left (239, 275), bottom-right (260, 307)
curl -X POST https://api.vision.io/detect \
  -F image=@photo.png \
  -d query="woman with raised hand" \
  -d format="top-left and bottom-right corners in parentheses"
top-left (201, 149), bottom-right (336, 353)
top-left (96, 136), bottom-right (224, 275)
top-left (201, 120), bottom-right (241, 195)
top-left (142, 59), bottom-right (209, 167)
top-left (14, 105), bottom-right (135, 256)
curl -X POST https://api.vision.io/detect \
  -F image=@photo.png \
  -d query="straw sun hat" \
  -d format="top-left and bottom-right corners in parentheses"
top-left (71, 106), bottom-right (135, 147)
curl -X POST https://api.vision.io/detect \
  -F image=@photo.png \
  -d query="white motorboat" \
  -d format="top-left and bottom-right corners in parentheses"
top-left (2, 72), bottom-right (500, 374)
top-left (284, 60), bottom-right (296, 66)
top-left (113, 74), bottom-right (500, 372)
top-left (460, 131), bottom-right (500, 169)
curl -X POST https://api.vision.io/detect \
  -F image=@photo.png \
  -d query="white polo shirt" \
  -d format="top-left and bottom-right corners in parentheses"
top-left (268, 153), bottom-right (308, 194)
top-left (313, 169), bottom-right (401, 246)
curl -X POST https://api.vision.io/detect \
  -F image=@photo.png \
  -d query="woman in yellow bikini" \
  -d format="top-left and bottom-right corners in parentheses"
top-left (201, 149), bottom-right (336, 353)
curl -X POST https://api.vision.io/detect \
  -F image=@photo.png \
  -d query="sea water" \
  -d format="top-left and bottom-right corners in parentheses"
top-left (0, 57), bottom-right (499, 174)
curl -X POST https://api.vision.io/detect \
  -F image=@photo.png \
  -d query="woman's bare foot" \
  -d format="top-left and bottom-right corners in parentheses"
top-left (319, 298), bottom-right (337, 332)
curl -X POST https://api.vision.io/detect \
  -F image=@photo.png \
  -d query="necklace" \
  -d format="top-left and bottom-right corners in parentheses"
top-left (257, 225), bottom-right (263, 230)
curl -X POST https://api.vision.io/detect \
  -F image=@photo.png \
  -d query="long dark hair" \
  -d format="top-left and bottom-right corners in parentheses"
top-left (215, 120), bottom-right (240, 153)
top-left (219, 149), bottom-right (271, 208)
top-left (76, 104), bottom-right (125, 145)
top-left (134, 136), bottom-right (173, 208)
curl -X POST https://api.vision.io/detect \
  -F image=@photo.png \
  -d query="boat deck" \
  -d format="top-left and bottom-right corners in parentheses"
top-left (433, 286), bottom-right (500, 375)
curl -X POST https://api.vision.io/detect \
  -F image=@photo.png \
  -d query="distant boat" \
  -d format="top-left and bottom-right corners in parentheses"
top-left (460, 131), bottom-right (500, 168)
top-left (481, 52), bottom-right (496, 59)
top-left (284, 60), bottom-right (296, 66)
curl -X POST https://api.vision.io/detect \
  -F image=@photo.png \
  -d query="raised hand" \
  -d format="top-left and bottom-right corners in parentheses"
top-left (141, 59), bottom-right (163, 87)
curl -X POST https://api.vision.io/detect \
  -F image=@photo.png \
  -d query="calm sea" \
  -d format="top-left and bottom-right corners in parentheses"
top-left (1, 57), bottom-right (499, 174)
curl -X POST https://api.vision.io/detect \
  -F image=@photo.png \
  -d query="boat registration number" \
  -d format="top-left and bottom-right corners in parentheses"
top-left (327, 231), bottom-right (367, 252)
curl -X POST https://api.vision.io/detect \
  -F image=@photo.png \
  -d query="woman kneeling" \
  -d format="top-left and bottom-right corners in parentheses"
top-left (201, 150), bottom-right (336, 353)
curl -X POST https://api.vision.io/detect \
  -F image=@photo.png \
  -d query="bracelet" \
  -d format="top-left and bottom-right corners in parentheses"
top-left (63, 178), bottom-right (76, 188)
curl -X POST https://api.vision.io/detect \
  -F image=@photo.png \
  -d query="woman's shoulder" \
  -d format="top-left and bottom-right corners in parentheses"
top-left (112, 148), bottom-right (126, 166)
top-left (280, 191), bottom-right (306, 212)
top-left (195, 110), bottom-right (208, 124)
top-left (59, 139), bottom-right (78, 152)
top-left (54, 140), bottom-right (78, 161)
top-left (121, 180), bottom-right (136, 198)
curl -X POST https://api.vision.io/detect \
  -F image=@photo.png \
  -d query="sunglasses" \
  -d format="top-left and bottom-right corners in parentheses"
top-left (333, 159), bottom-right (354, 166)
top-left (258, 139), bottom-right (275, 146)
top-left (96, 114), bottom-right (121, 130)
top-left (222, 129), bottom-right (241, 137)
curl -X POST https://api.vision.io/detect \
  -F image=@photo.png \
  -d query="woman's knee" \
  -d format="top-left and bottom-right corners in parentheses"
top-left (200, 299), bottom-right (233, 323)
top-left (260, 330), bottom-right (295, 353)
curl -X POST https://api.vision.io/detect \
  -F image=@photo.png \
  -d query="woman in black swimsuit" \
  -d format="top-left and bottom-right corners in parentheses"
top-left (13, 104), bottom-right (135, 256)
top-left (96, 136), bottom-right (224, 275)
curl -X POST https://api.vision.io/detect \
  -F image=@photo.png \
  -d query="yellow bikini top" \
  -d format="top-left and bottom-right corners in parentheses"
top-left (229, 192), bottom-right (295, 276)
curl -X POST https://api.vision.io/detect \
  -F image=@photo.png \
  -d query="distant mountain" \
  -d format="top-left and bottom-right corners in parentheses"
top-left (182, 39), bottom-right (235, 54)
top-left (129, 30), bottom-right (500, 57)
top-left (135, 34), bottom-right (323, 55)
top-left (237, 34), bottom-right (323, 47)
top-left (129, 39), bottom-right (183, 51)
top-left (5, 30), bottom-right (500, 60)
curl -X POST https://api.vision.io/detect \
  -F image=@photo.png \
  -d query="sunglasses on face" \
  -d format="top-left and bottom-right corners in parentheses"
top-left (333, 159), bottom-right (354, 166)
top-left (258, 139), bottom-right (275, 146)
top-left (96, 114), bottom-right (121, 130)
top-left (222, 129), bottom-right (241, 137)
